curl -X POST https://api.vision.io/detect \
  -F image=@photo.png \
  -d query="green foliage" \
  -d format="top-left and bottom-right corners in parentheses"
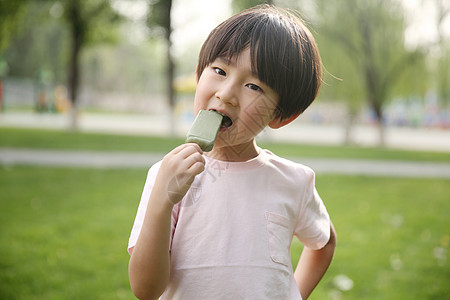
top-left (147, 0), bottom-right (172, 38)
top-left (4, 2), bottom-right (70, 82)
top-left (0, 0), bottom-right (29, 53)
top-left (62, 0), bottom-right (124, 109)
top-left (433, 0), bottom-right (450, 106)
top-left (82, 38), bottom-right (166, 93)
top-left (146, 0), bottom-right (176, 111)
top-left (62, 0), bottom-right (122, 46)
top-left (3, 0), bottom-right (123, 84)
top-left (314, 0), bottom-right (426, 117)
top-left (1, 0), bottom-right (447, 129)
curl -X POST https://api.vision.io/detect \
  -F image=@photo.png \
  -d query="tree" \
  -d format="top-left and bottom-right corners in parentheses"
top-left (0, 0), bottom-right (29, 54)
top-left (3, 2), bottom-right (69, 82)
top-left (63, 0), bottom-right (121, 129)
top-left (147, 0), bottom-right (274, 135)
top-left (147, 0), bottom-right (175, 135)
top-left (314, 0), bottom-right (424, 145)
top-left (0, 0), bottom-right (30, 112)
top-left (433, 0), bottom-right (450, 113)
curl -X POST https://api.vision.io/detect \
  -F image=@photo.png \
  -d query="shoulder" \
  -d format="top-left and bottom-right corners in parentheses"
top-left (143, 160), bottom-right (163, 186)
top-left (148, 160), bottom-right (162, 175)
top-left (261, 149), bottom-right (315, 181)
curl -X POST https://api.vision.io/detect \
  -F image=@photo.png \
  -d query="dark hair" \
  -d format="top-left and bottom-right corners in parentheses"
top-left (197, 5), bottom-right (323, 121)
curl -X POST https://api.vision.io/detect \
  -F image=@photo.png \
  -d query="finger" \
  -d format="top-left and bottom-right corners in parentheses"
top-left (188, 161), bottom-right (205, 176)
top-left (170, 143), bottom-right (193, 155)
top-left (184, 143), bottom-right (204, 155)
top-left (178, 150), bottom-right (205, 173)
top-left (176, 143), bottom-right (203, 160)
top-left (187, 151), bottom-right (205, 169)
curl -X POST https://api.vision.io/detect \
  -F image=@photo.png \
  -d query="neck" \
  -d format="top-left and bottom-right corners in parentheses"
top-left (206, 140), bottom-right (260, 162)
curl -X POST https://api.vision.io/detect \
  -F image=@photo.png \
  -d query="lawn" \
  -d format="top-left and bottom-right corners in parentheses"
top-left (1, 165), bottom-right (448, 299)
top-left (1, 127), bottom-right (449, 298)
top-left (0, 166), bottom-right (143, 299)
top-left (1, 127), bottom-right (449, 162)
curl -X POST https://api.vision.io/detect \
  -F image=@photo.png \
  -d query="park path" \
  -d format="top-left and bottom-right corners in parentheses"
top-left (1, 147), bottom-right (450, 179)
top-left (1, 111), bottom-right (450, 152)
top-left (1, 112), bottom-right (450, 178)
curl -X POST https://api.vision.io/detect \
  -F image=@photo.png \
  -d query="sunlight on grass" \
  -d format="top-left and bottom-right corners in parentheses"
top-left (0, 166), bottom-right (145, 299)
top-left (0, 166), bottom-right (449, 299)
top-left (1, 127), bottom-right (449, 162)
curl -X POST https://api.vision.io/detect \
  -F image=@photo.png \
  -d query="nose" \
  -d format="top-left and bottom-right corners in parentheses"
top-left (215, 81), bottom-right (238, 107)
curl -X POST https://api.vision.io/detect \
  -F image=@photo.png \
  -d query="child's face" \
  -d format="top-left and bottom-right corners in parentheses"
top-left (194, 48), bottom-right (280, 152)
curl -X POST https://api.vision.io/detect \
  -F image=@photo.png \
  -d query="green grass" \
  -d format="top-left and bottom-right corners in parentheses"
top-left (1, 126), bottom-right (449, 298)
top-left (0, 166), bottom-right (144, 300)
top-left (0, 127), bottom-right (183, 153)
top-left (1, 166), bottom-right (448, 299)
top-left (1, 127), bottom-right (449, 162)
top-left (293, 175), bottom-right (450, 299)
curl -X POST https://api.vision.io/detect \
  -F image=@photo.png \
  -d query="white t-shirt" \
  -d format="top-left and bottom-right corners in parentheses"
top-left (128, 149), bottom-right (330, 299)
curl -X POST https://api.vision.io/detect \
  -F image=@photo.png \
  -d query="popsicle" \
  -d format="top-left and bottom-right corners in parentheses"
top-left (186, 110), bottom-right (223, 152)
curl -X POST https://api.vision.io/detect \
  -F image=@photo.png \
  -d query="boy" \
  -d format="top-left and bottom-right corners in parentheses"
top-left (128, 5), bottom-right (336, 300)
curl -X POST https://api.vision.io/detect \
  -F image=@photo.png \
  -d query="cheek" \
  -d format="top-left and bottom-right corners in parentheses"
top-left (241, 97), bottom-right (278, 128)
top-left (193, 96), bottom-right (202, 115)
top-left (193, 82), bottom-right (210, 113)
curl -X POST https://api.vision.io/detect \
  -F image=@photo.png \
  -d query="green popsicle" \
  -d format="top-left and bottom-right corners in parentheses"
top-left (186, 110), bottom-right (223, 152)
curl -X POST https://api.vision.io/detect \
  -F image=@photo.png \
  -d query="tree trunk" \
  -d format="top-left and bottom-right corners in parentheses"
top-left (167, 31), bottom-right (175, 136)
top-left (344, 106), bottom-right (357, 145)
top-left (165, 0), bottom-right (175, 136)
top-left (372, 100), bottom-right (385, 147)
top-left (358, 11), bottom-right (386, 147)
top-left (68, 0), bottom-right (83, 131)
top-left (69, 35), bottom-right (81, 130)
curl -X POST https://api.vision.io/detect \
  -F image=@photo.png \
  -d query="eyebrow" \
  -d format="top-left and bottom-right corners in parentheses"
top-left (217, 56), bottom-right (233, 65)
top-left (217, 56), bottom-right (259, 78)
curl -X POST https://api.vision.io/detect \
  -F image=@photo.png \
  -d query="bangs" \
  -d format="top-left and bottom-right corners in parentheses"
top-left (197, 9), bottom-right (271, 83)
top-left (197, 5), bottom-right (322, 120)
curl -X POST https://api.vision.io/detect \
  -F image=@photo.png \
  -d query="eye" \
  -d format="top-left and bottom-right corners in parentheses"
top-left (246, 83), bottom-right (262, 92)
top-left (213, 67), bottom-right (226, 76)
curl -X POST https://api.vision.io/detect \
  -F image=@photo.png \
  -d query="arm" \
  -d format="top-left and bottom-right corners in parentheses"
top-left (128, 143), bottom-right (205, 300)
top-left (294, 222), bottom-right (337, 300)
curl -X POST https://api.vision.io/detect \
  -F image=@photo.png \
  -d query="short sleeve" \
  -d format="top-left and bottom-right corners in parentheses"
top-left (127, 161), bottom-right (181, 255)
top-left (294, 169), bottom-right (330, 250)
top-left (127, 161), bottom-right (160, 254)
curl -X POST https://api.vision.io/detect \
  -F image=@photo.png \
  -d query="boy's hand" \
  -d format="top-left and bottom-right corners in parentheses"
top-left (129, 143), bottom-right (204, 299)
top-left (156, 143), bottom-right (205, 205)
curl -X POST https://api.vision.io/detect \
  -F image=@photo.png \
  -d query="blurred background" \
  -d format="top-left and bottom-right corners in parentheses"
top-left (0, 0), bottom-right (449, 299)
top-left (0, 0), bottom-right (449, 149)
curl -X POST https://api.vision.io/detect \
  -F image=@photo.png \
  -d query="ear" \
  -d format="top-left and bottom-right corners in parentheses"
top-left (195, 65), bottom-right (199, 83)
top-left (268, 113), bottom-right (300, 129)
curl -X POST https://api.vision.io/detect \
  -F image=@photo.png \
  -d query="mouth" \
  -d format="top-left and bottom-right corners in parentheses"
top-left (210, 109), bottom-right (233, 129)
